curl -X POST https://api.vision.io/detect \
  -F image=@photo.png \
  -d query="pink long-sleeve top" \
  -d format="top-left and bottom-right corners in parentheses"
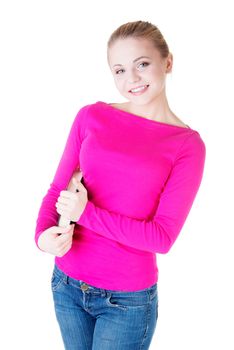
top-left (35, 101), bottom-right (206, 291)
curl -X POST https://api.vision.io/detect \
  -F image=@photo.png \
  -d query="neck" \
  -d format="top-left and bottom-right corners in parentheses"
top-left (127, 89), bottom-right (174, 122)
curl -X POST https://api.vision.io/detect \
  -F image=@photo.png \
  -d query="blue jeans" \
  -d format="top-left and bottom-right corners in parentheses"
top-left (51, 263), bottom-right (159, 349)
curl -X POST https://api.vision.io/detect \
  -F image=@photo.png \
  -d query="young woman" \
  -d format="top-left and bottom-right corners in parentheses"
top-left (35, 20), bottom-right (206, 350)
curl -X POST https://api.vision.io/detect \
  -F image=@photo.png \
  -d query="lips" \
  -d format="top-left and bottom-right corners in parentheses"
top-left (128, 84), bottom-right (149, 92)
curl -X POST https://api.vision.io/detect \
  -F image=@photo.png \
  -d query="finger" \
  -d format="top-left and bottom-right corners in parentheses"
top-left (57, 196), bottom-right (70, 205)
top-left (49, 225), bottom-right (72, 235)
top-left (72, 177), bottom-right (80, 191)
top-left (57, 230), bottom-right (73, 243)
top-left (56, 202), bottom-right (68, 212)
top-left (56, 204), bottom-right (73, 217)
top-left (57, 224), bottom-right (75, 238)
top-left (60, 238), bottom-right (73, 251)
top-left (72, 177), bottom-right (86, 193)
top-left (57, 244), bottom-right (72, 257)
top-left (58, 238), bottom-right (73, 254)
top-left (73, 170), bottom-right (83, 182)
top-left (60, 190), bottom-right (75, 199)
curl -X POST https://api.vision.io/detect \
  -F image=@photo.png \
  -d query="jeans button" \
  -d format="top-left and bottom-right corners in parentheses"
top-left (81, 283), bottom-right (89, 291)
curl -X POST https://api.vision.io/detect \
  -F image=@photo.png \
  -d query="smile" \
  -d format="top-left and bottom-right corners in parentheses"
top-left (129, 85), bottom-right (149, 95)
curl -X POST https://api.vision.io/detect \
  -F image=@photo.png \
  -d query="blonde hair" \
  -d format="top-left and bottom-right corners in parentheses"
top-left (107, 20), bottom-right (170, 60)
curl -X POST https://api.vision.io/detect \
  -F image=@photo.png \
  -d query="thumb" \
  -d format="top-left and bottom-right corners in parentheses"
top-left (72, 176), bottom-right (84, 192)
top-left (48, 225), bottom-right (72, 236)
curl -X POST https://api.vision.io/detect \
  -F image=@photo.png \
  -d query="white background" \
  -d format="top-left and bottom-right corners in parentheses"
top-left (1, 0), bottom-right (233, 349)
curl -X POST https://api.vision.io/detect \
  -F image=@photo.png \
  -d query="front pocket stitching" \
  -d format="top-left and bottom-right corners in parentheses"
top-left (51, 273), bottom-right (64, 291)
top-left (106, 294), bottom-right (150, 310)
top-left (106, 295), bottom-right (128, 310)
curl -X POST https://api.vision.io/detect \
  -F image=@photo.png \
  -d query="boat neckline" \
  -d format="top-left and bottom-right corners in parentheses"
top-left (97, 101), bottom-right (192, 130)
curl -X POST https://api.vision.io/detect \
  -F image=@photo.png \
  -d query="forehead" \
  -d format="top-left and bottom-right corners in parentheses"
top-left (108, 38), bottom-right (159, 65)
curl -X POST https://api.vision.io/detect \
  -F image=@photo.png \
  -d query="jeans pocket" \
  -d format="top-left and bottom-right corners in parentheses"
top-left (106, 290), bottom-right (150, 311)
top-left (148, 284), bottom-right (158, 302)
top-left (106, 294), bottom-right (128, 311)
top-left (51, 270), bottom-right (64, 292)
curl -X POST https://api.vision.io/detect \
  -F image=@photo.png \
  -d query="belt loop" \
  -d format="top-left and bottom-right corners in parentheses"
top-left (64, 275), bottom-right (69, 284)
top-left (101, 289), bottom-right (107, 297)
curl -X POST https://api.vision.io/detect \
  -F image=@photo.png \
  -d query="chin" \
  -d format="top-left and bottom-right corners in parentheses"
top-left (129, 96), bottom-right (153, 106)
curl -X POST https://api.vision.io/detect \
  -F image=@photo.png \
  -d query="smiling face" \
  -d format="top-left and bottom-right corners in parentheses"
top-left (107, 37), bottom-right (173, 106)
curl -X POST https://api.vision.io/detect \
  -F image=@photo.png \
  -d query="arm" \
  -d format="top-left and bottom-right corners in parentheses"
top-left (34, 105), bottom-right (88, 248)
top-left (77, 132), bottom-right (206, 254)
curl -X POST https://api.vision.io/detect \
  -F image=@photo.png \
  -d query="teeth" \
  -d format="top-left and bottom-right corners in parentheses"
top-left (131, 85), bottom-right (148, 93)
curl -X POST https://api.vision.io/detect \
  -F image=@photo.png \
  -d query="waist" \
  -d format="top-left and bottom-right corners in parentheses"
top-left (55, 229), bottom-right (158, 291)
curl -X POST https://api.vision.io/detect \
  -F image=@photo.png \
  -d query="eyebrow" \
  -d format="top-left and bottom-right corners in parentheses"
top-left (113, 56), bottom-right (151, 68)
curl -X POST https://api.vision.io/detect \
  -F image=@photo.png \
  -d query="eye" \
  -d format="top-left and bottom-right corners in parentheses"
top-left (115, 69), bottom-right (124, 75)
top-left (138, 62), bottom-right (149, 69)
top-left (115, 62), bottom-right (149, 75)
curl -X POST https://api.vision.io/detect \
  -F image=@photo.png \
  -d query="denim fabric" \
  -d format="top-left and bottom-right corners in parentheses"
top-left (51, 263), bottom-right (159, 350)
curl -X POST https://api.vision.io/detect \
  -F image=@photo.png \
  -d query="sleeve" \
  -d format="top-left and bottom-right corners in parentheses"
top-left (77, 132), bottom-right (206, 254)
top-left (34, 105), bottom-right (88, 250)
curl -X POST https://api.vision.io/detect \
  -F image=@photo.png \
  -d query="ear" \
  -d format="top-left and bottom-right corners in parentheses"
top-left (166, 52), bottom-right (173, 73)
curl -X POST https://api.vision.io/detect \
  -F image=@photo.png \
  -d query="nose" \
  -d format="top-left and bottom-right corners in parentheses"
top-left (128, 69), bottom-right (141, 84)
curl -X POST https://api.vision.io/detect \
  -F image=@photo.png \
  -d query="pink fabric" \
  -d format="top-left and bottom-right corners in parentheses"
top-left (35, 101), bottom-right (206, 291)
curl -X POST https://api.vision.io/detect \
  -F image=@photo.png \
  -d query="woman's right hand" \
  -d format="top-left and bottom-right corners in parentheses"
top-left (37, 224), bottom-right (75, 257)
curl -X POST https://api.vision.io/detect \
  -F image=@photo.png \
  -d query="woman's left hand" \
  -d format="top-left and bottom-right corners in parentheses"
top-left (55, 177), bottom-right (88, 222)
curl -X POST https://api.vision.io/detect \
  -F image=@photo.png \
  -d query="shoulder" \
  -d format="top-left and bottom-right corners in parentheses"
top-left (76, 102), bottom-right (95, 114)
top-left (70, 103), bottom-right (96, 139)
top-left (184, 131), bottom-right (206, 152)
top-left (74, 102), bottom-right (97, 122)
top-left (175, 131), bottom-right (206, 168)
